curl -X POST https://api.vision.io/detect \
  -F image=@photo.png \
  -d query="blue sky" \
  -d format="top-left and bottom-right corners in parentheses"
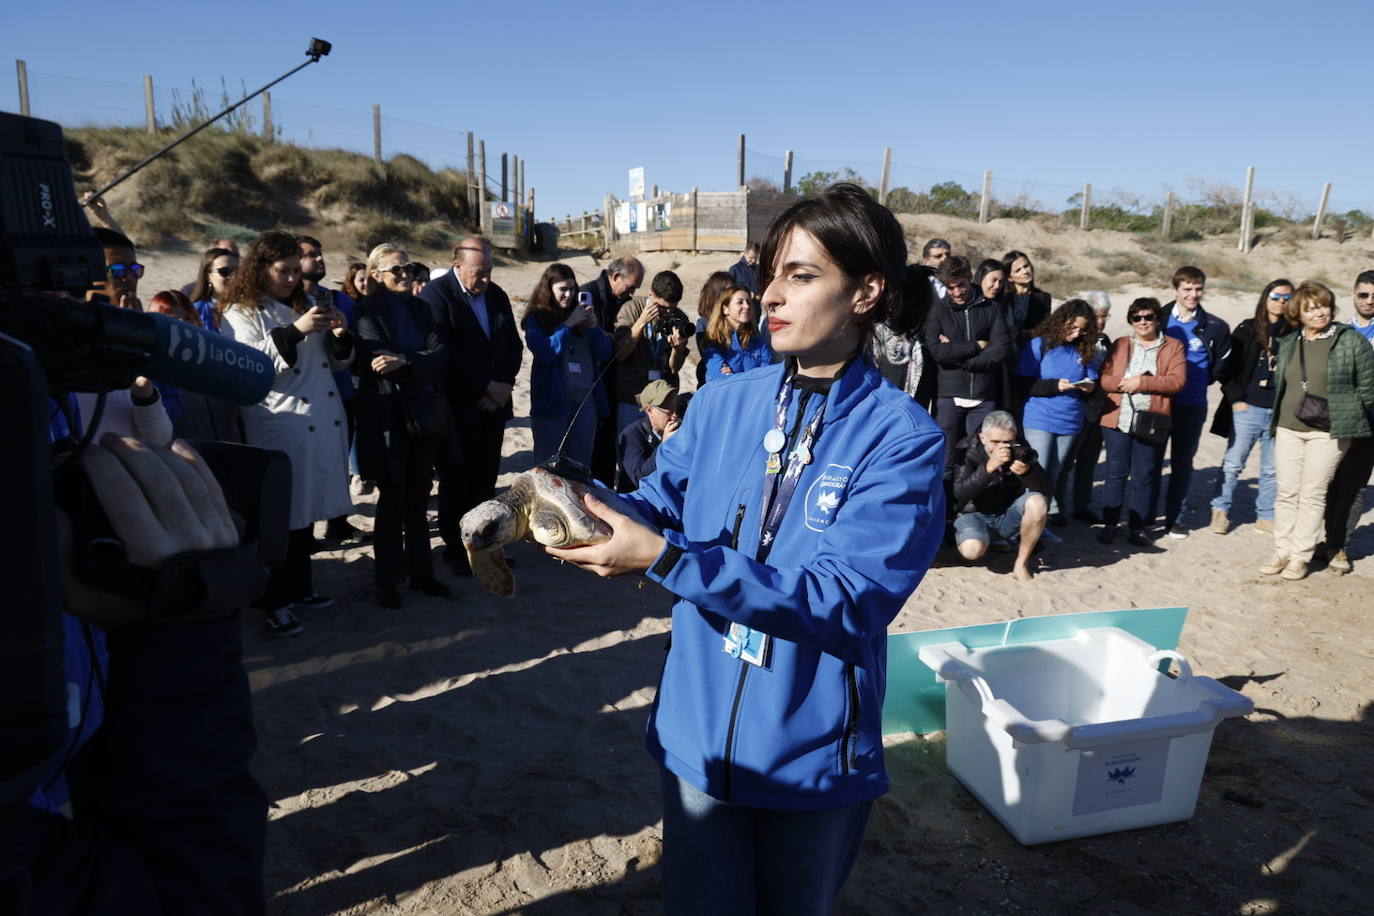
top-left (5, 0), bottom-right (1373, 221)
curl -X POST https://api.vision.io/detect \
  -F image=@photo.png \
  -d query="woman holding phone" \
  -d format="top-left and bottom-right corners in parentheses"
top-left (549, 184), bottom-right (945, 914)
top-left (221, 229), bottom-right (355, 637)
top-left (523, 263), bottom-right (613, 468)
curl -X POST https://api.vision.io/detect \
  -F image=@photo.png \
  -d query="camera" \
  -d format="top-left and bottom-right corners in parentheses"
top-left (1009, 441), bottom-right (1037, 464)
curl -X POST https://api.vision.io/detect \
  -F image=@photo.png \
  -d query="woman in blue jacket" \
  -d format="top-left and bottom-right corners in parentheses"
top-left (522, 263), bottom-right (613, 469)
top-left (550, 184), bottom-right (945, 915)
top-left (701, 283), bottom-right (774, 382)
top-left (1015, 299), bottom-right (1100, 524)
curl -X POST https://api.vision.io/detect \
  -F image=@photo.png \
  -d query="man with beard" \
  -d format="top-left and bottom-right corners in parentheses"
top-left (581, 256), bottom-right (645, 482)
top-left (300, 235), bottom-right (370, 545)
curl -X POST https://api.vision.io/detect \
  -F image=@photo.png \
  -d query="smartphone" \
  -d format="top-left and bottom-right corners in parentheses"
top-left (577, 292), bottom-right (593, 308)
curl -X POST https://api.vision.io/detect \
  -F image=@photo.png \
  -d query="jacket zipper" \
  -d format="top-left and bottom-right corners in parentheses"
top-left (964, 309), bottom-right (976, 398)
top-left (841, 664), bottom-right (860, 774)
top-left (722, 502), bottom-right (750, 802)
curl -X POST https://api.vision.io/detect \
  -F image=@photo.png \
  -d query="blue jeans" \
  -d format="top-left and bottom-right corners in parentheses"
top-left (1164, 402), bottom-right (1208, 527)
top-left (531, 399), bottom-right (599, 470)
top-left (660, 769), bottom-right (872, 916)
top-left (1102, 426), bottom-right (1166, 530)
top-left (1211, 404), bottom-right (1275, 520)
top-left (1024, 427), bottom-right (1077, 514)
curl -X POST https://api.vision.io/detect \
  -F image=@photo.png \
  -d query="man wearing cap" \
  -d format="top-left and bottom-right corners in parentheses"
top-left (616, 379), bottom-right (680, 491)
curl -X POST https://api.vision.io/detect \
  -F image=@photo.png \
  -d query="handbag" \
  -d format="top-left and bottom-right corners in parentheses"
top-left (1295, 338), bottom-right (1331, 432)
top-left (1129, 409), bottom-right (1171, 445)
top-left (399, 384), bottom-right (449, 440)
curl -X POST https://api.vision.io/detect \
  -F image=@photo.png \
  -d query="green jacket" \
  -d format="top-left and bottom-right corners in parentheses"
top-left (1270, 323), bottom-right (1374, 438)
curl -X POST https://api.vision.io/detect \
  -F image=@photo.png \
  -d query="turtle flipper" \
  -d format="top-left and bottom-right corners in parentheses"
top-left (469, 546), bottom-right (515, 598)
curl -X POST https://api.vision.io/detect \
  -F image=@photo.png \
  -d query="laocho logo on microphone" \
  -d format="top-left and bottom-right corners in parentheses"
top-left (805, 464), bottom-right (852, 531)
top-left (165, 321), bottom-right (269, 374)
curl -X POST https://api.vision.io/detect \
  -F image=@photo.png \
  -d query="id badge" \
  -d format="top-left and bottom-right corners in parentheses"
top-left (723, 622), bottom-right (770, 668)
top-left (648, 370), bottom-right (662, 381)
top-left (568, 361), bottom-right (583, 375)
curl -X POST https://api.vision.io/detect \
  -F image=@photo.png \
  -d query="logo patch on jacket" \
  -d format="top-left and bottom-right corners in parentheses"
top-left (805, 464), bottom-right (853, 531)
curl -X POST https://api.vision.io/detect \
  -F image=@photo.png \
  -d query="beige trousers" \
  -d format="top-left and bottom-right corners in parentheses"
top-left (1273, 427), bottom-right (1348, 563)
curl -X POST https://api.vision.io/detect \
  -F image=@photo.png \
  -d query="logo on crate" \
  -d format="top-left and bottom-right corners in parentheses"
top-left (1106, 766), bottom-right (1137, 785)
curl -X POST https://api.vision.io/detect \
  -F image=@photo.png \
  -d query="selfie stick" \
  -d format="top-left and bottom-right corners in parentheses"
top-left (88, 38), bottom-right (332, 201)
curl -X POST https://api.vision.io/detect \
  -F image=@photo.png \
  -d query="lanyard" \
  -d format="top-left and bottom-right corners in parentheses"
top-left (756, 374), bottom-right (828, 563)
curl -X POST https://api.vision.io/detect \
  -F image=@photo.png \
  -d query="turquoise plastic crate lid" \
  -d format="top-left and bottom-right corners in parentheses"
top-left (882, 606), bottom-right (1189, 735)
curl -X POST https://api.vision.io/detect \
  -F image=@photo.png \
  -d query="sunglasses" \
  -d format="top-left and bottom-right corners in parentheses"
top-left (380, 265), bottom-right (413, 277)
top-left (1129, 313), bottom-right (1156, 323)
top-left (212, 266), bottom-right (236, 278)
top-left (1268, 292), bottom-right (1293, 302)
top-left (105, 262), bottom-right (144, 279)
top-left (1356, 292), bottom-right (1373, 300)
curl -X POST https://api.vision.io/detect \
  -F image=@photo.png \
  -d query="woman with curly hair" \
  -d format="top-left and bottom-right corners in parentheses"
top-left (522, 262), bottom-right (613, 468)
top-left (1014, 298), bottom-right (1099, 524)
top-left (220, 229), bottom-right (356, 637)
top-left (701, 284), bottom-right (773, 382)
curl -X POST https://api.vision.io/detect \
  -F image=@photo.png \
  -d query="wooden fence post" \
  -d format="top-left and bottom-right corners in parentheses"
top-left (1312, 181), bottom-right (1332, 241)
top-left (466, 132), bottom-right (476, 218)
top-left (978, 170), bottom-right (991, 224)
top-left (879, 147), bottom-right (892, 206)
top-left (262, 91), bottom-right (273, 141)
top-left (1161, 191), bottom-right (1175, 241)
top-left (1238, 166), bottom-right (1255, 252)
top-left (737, 134), bottom-right (746, 191)
top-left (691, 187), bottom-right (699, 252)
top-left (477, 140), bottom-right (487, 206)
top-left (1080, 183), bottom-right (1092, 230)
top-left (16, 60), bottom-right (30, 117)
top-left (500, 153), bottom-right (509, 202)
top-left (372, 104), bottom-right (382, 165)
top-left (603, 193), bottom-right (614, 250)
top-left (783, 150), bottom-right (793, 194)
top-left (144, 75), bottom-right (155, 132)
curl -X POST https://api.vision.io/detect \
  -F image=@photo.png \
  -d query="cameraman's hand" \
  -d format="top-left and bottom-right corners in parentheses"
top-left (293, 305), bottom-right (332, 335)
top-left (59, 435), bottom-right (237, 627)
top-left (985, 442), bottom-right (1012, 473)
top-left (1010, 459), bottom-right (1031, 476)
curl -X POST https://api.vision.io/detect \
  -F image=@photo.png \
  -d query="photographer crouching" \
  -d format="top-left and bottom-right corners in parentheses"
top-left (2, 113), bottom-right (270, 913)
top-left (951, 410), bottom-right (1052, 581)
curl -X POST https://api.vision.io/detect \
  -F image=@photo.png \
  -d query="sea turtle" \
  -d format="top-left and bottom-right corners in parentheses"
top-left (460, 466), bottom-right (646, 597)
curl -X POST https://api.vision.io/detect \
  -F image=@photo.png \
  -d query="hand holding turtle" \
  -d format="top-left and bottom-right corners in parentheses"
top-left (546, 493), bottom-right (665, 578)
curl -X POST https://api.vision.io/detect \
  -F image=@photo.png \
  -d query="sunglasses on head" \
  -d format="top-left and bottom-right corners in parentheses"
top-left (1268, 292), bottom-right (1293, 302)
top-left (105, 262), bottom-right (144, 279)
top-left (212, 266), bottom-right (236, 278)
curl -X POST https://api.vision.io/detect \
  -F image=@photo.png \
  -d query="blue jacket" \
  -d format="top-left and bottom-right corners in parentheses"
top-left (628, 357), bottom-right (946, 809)
top-left (728, 257), bottom-right (758, 294)
top-left (702, 331), bottom-right (774, 382)
top-left (523, 315), bottom-right (613, 419)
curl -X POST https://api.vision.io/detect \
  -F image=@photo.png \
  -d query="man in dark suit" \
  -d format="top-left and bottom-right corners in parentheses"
top-left (580, 256), bottom-right (644, 484)
top-left (420, 237), bottom-right (522, 574)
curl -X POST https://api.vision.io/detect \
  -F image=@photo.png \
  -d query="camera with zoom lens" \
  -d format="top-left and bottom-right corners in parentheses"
top-left (1009, 441), bottom-right (1037, 464)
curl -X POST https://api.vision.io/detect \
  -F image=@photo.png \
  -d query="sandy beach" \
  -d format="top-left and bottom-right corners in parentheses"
top-left (137, 218), bottom-right (1374, 915)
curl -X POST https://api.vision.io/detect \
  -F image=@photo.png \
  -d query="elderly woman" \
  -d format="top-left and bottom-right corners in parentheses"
top-left (1259, 282), bottom-right (1374, 580)
top-left (1096, 298), bottom-right (1186, 546)
top-left (220, 229), bottom-right (354, 637)
top-left (354, 244), bottom-right (452, 608)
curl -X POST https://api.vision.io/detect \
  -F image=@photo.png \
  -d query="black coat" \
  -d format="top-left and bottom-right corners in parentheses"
top-left (1210, 317), bottom-right (1288, 439)
top-left (420, 271), bottom-right (522, 421)
top-left (925, 297), bottom-right (1012, 401)
top-left (580, 271), bottom-right (623, 333)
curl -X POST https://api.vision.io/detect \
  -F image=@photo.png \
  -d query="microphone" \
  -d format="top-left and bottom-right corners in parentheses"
top-left (138, 309), bottom-right (275, 405)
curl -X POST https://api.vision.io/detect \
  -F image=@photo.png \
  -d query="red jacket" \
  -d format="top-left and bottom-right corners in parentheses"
top-left (1099, 334), bottom-right (1187, 430)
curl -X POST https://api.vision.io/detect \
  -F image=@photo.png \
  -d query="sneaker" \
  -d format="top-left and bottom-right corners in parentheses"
top-left (1258, 555), bottom-right (1289, 576)
top-left (410, 575), bottom-right (452, 599)
top-left (1164, 524), bottom-right (1189, 540)
top-left (1254, 519), bottom-right (1275, 535)
top-left (1210, 509), bottom-right (1229, 535)
top-left (265, 607), bottom-right (303, 638)
top-left (1280, 558), bottom-right (1308, 580)
top-left (1126, 529), bottom-right (1151, 548)
top-left (1328, 549), bottom-right (1353, 575)
top-left (290, 593), bottom-right (335, 611)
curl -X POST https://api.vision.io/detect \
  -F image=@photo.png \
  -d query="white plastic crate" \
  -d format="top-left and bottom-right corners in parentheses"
top-left (919, 627), bottom-right (1252, 845)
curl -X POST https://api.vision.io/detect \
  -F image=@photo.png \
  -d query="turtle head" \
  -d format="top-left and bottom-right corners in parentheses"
top-left (460, 499), bottom-right (523, 552)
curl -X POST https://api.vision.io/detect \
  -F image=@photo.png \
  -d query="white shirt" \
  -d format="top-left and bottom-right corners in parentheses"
top-left (459, 276), bottom-right (491, 338)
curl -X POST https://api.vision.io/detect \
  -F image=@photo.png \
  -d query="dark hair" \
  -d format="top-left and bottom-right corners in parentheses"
top-left (410, 261), bottom-right (429, 276)
top-left (341, 262), bottom-right (366, 301)
top-left (523, 262), bottom-right (578, 333)
top-left (1126, 297), bottom-right (1163, 327)
top-left (607, 255), bottom-right (643, 279)
top-left (1001, 250), bottom-right (1037, 297)
top-left (93, 226), bottom-right (135, 250)
top-left (1037, 298), bottom-right (1097, 363)
top-left (1172, 265), bottom-right (1206, 288)
top-left (744, 241), bottom-right (760, 255)
top-left (1253, 278), bottom-right (1295, 353)
top-left (697, 270), bottom-right (734, 327)
top-left (922, 238), bottom-right (951, 258)
top-left (936, 255), bottom-right (972, 286)
top-left (190, 247), bottom-right (236, 303)
top-left (974, 258), bottom-right (1005, 295)
top-left (758, 182), bottom-right (912, 337)
top-left (1355, 270), bottom-right (1374, 288)
top-left (650, 270), bottom-right (683, 304)
top-left (221, 229), bottom-right (300, 318)
top-left (297, 235), bottom-right (323, 251)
